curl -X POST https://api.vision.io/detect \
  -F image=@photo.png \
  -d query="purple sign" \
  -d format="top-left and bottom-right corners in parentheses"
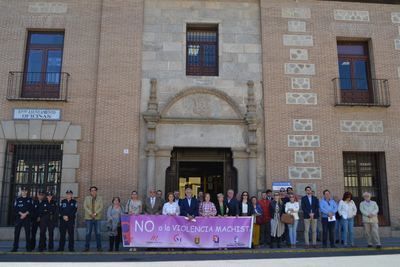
top-left (121, 215), bottom-right (254, 249)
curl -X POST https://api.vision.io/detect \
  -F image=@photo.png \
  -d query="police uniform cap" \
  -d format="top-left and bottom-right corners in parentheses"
top-left (46, 191), bottom-right (54, 196)
top-left (21, 186), bottom-right (28, 191)
top-left (66, 190), bottom-right (73, 194)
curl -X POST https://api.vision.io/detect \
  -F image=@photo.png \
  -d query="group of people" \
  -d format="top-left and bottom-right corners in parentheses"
top-left (11, 185), bottom-right (383, 252)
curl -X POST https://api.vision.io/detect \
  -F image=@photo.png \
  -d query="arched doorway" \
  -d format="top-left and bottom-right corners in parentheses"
top-left (165, 147), bottom-right (237, 202)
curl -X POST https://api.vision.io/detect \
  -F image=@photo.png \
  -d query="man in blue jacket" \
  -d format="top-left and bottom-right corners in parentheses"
top-left (179, 187), bottom-right (199, 220)
top-left (225, 189), bottom-right (239, 216)
top-left (320, 189), bottom-right (338, 248)
top-left (301, 186), bottom-right (319, 248)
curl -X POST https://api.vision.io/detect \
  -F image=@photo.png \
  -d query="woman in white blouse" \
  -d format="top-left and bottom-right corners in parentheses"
top-left (338, 191), bottom-right (357, 247)
top-left (162, 192), bottom-right (180, 216)
top-left (285, 194), bottom-right (300, 248)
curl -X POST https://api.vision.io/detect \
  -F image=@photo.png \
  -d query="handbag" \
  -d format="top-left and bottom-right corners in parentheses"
top-left (281, 213), bottom-right (294, 224)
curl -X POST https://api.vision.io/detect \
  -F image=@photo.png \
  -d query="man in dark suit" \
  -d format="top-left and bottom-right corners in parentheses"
top-left (144, 189), bottom-right (163, 215)
top-left (179, 187), bottom-right (198, 219)
top-left (301, 186), bottom-right (320, 248)
top-left (225, 189), bottom-right (239, 216)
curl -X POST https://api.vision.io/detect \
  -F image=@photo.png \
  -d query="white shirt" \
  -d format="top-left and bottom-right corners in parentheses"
top-left (285, 201), bottom-right (300, 220)
top-left (151, 197), bottom-right (155, 208)
top-left (242, 203), bottom-right (248, 214)
top-left (338, 200), bottom-right (357, 220)
top-left (162, 202), bottom-right (180, 216)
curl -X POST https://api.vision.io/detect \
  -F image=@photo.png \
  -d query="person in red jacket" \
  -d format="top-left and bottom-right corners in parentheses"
top-left (258, 190), bottom-right (272, 246)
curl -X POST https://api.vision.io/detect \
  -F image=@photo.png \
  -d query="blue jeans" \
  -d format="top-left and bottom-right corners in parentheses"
top-left (288, 220), bottom-right (298, 245)
top-left (341, 217), bottom-right (354, 246)
top-left (85, 220), bottom-right (102, 249)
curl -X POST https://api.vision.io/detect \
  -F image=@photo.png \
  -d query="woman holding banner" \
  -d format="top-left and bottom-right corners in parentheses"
top-left (199, 193), bottom-right (217, 216)
top-left (216, 193), bottom-right (228, 216)
top-left (162, 192), bottom-right (180, 216)
top-left (250, 196), bottom-right (263, 248)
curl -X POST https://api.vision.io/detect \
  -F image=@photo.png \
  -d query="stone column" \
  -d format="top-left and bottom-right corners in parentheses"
top-left (246, 81), bottom-right (258, 196)
top-left (232, 148), bottom-right (249, 194)
top-left (155, 147), bottom-right (172, 193)
top-left (143, 79), bottom-right (160, 192)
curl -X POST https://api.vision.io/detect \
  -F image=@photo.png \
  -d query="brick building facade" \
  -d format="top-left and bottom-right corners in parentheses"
top-left (0, 0), bottom-right (399, 239)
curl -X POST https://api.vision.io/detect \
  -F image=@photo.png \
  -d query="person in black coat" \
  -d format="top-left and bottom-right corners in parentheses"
top-left (11, 187), bottom-right (33, 252)
top-left (269, 193), bottom-right (285, 248)
top-left (58, 190), bottom-right (77, 252)
top-left (216, 193), bottom-right (228, 216)
top-left (225, 189), bottom-right (239, 216)
top-left (239, 191), bottom-right (252, 216)
top-left (30, 191), bottom-right (46, 251)
top-left (38, 191), bottom-right (58, 252)
top-left (179, 187), bottom-right (199, 219)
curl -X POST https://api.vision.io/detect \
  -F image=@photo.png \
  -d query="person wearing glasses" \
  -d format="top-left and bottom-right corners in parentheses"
top-left (83, 186), bottom-right (103, 252)
top-left (239, 191), bottom-right (250, 216)
top-left (125, 190), bottom-right (142, 215)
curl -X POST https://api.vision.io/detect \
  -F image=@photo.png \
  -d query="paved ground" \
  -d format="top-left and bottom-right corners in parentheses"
top-left (0, 238), bottom-right (399, 262)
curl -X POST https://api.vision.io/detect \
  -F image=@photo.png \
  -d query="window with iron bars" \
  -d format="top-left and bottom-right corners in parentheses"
top-left (0, 143), bottom-right (63, 226)
top-left (186, 25), bottom-right (219, 76)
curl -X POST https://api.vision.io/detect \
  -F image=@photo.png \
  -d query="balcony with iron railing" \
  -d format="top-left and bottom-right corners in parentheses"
top-left (332, 78), bottom-right (390, 107)
top-left (7, 72), bottom-right (69, 101)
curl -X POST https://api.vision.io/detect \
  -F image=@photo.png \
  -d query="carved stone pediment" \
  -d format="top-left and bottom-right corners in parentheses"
top-left (161, 88), bottom-right (243, 120)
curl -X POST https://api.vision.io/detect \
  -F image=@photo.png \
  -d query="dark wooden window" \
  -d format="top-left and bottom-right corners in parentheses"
top-left (343, 152), bottom-right (390, 226)
top-left (0, 143), bottom-right (63, 225)
top-left (22, 31), bottom-right (64, 98)
top-left (186, 25), bottom-right (218, 76)
top-left (337, 41), bottom-right (372, 103)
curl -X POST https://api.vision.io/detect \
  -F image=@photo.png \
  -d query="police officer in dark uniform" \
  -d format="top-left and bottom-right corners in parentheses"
top-left (38, 191), bottom-right (58, 252)
top-left (31, 190), bottom-right (45, 251)
top-left (11, 186), bottom-right (33, 252)
top-left (58, 190), bottom-right (77, 252)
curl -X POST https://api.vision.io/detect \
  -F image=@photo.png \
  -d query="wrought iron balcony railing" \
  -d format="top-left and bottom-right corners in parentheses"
top-left (7, 72), bottom-right (69, 101)
top-left (332, 78), bottom-right (390, 107)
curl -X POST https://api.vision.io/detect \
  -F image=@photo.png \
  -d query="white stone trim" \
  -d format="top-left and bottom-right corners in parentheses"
top-left (334, 10), bottom-right (369, 22)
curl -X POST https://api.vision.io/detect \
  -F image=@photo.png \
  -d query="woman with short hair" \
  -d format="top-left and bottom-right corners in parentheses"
top-left (338, 191), bottom-right (357, 247)
top-left (199, 193), bottom-right (217, 216)
top-left (162, 192), bottom-right (180, 216)
top-left (270, 192), bottom-right (285, 248)
top-left (106, 197), bottom-right (123, 252)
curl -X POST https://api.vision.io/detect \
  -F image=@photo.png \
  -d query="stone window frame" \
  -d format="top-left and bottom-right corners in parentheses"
top-left (0, 120), bottom-right (81, 225)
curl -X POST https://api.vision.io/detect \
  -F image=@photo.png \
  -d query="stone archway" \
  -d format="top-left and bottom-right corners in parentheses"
top-left (142, 80), bottom-right (258, 196)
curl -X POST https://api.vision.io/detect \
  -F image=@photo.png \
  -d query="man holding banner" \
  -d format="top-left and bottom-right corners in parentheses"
top-left (179, 187), bottom-right (199, 220)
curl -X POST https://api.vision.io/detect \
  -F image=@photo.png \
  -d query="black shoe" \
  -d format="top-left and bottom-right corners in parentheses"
top-left (331, 245), bottom-right (337, 248)
top-left (38, 249), bottom-right (44, 252)
top-left (335, 240), bottom-right (339, 244)
top-left (83, 248), bottom-right (90, 252)
top-left (322, 245), bottom-right (328, 248)
top-left (108, 248), bottom-right (113, 252)
top-left (368, 245), bottom-right (373, 248)
top-left (376, 245), bottom-right (382, 249)
top-left (48, 248), bottom-right (54, 252)
top-left (26, 249), bottom-right (32, 252)
top-left (69, 249), bottom-right (75, 252)
top-left (97, 248), bottom-right (103, 252)
top-left (57, 248), bottom-right (64, 252)
top-left (10, 248), bottom-right (17, 252)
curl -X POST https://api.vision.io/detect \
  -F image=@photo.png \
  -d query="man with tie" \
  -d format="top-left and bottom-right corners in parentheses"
top-left (225, 189), bottom-right (239, 216)
top-left (179, 187), bottom-right (199, 220)
top-left (301, 186), bottom-right (320, 248)
top-left (144, 189), bottom-right (163, 215)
